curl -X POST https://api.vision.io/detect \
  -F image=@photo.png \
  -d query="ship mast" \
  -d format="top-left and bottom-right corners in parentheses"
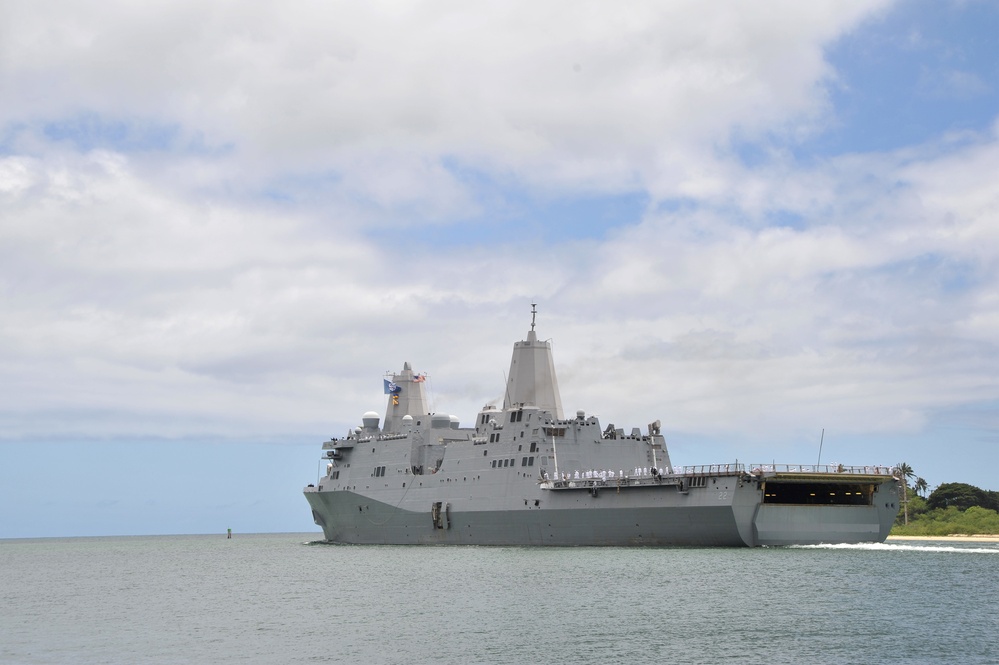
top-left (503, 304), bottom-right (564, 419)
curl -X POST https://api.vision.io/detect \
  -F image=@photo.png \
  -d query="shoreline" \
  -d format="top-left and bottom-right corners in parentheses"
top-left (887, 534), bottom-right (999, 543)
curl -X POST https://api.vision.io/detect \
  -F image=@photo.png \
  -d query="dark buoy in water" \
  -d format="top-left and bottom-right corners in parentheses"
top-left (227, 528), bottom-right (232, 539)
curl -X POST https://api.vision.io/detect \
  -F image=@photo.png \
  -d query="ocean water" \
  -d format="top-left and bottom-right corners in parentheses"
top-left (1, 534), bottom-right (996, 665)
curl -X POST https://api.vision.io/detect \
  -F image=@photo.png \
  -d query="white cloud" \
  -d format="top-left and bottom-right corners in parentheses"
top-left (2, 0), bottom-right (997, 494)
top-left (2, 0), bottom-right (891, 201)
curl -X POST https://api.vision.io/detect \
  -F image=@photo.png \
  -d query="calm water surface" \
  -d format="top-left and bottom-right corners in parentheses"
top-left (1, 534), bottom-right (997, 664)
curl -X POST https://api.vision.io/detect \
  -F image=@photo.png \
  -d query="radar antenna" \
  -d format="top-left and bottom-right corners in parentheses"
top-left (530, 302), bottom-right (537, 332)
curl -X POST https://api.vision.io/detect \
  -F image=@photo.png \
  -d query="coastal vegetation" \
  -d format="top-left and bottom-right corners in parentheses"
top-left (891, 476), bottom-right (999, 536)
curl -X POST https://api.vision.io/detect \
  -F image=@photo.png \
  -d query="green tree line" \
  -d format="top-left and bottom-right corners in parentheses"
top-left (892, 472), bottom-right (999, 536)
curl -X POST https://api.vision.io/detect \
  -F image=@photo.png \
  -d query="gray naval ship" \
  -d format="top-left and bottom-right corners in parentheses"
top-left (305, 306), bottom-right (900, 546)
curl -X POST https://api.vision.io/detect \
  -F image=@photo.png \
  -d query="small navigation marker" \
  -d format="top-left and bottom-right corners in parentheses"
top-left (227, 528), bottom-right (232, 539)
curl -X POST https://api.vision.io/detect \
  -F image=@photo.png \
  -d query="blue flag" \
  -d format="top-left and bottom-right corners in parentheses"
top-left (383, 379), bottom-right (401, 395)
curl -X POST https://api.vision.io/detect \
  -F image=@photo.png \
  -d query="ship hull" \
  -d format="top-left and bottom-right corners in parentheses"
top-left (304, 476), bottom-right (898, 547)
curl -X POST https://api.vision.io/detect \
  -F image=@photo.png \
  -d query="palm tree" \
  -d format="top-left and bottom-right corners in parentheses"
top-left (896, 462), bottom-right (915, 525)
top-left (914, 477), bottom-right (928, 497)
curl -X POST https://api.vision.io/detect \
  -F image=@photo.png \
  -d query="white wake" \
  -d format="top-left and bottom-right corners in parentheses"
top-left (789, 542), bottom-right (999, 554)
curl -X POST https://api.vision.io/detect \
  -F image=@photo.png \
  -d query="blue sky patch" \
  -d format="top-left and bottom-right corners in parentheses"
top-left (42, 113), bottom-right (180, 153)
top-left (365, 176), bottom-right (650, 248)
top-left (807, 0), bottom-right (998, 156)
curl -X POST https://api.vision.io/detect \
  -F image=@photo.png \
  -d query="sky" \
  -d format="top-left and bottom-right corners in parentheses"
top-left (2, 0), bottom-right (998, 538)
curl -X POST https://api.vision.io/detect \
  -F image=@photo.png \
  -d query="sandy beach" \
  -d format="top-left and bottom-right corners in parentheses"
top-left (887, 534), bottom-right (999, 543)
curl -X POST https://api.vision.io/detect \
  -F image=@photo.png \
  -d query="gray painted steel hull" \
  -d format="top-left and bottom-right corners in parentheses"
top-left (304, 474), bottom-right (898, 547)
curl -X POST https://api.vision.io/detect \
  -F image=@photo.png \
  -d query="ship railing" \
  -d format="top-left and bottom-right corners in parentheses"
top-left (672, 464), bottom-right (746, 476)
top-left (539, 463), bottom-right (898, 490)
top-left (540, 474), bottom-right (683, 491)
top-left (666, 463), bottom-right (896, 476)
top-left (745, 463), bottom-right (896, 476)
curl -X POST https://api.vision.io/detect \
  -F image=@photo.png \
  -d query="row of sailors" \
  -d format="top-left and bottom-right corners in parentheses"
top-left (543, 468), bottom-right (669, 481)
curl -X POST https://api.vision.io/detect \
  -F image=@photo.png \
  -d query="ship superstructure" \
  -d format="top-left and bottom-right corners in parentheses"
top-left (304, 306), bottom-right (900, 546)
